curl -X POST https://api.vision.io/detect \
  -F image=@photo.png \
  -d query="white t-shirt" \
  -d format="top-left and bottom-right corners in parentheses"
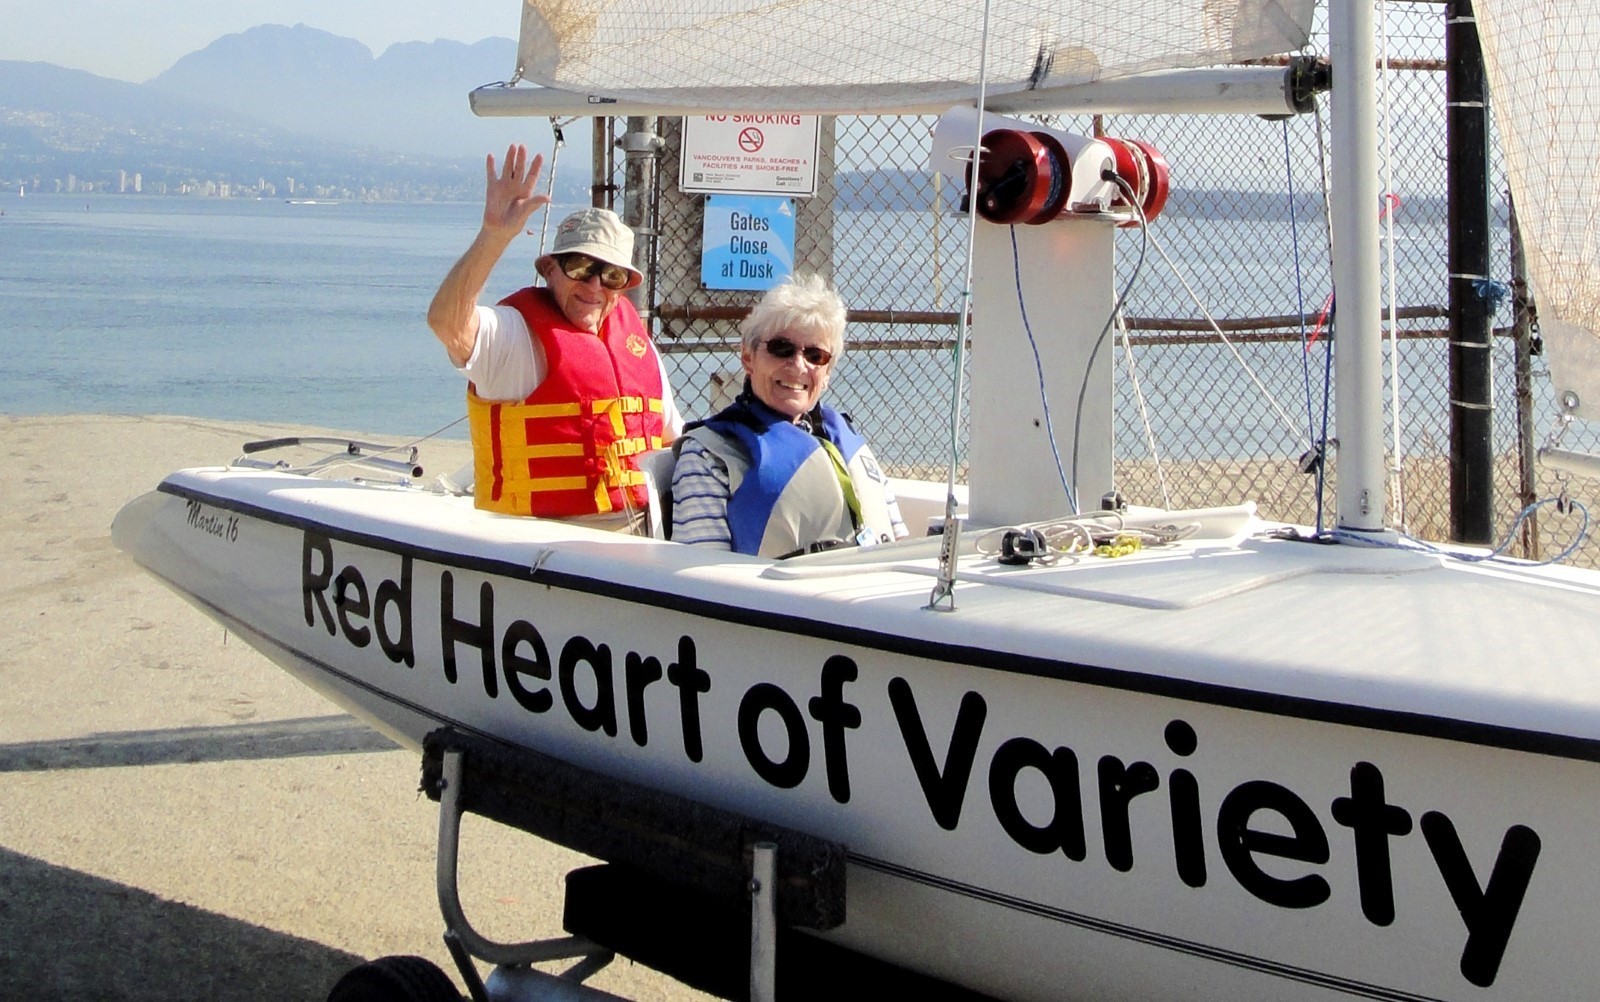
top-left (458, 303), bottom-right (685, 438)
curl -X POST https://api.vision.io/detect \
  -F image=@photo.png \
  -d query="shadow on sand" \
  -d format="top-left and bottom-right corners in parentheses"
top-left (0, 847), bottom-right (368, 1002)
top-left (0, 717), bottom-right (409, 999)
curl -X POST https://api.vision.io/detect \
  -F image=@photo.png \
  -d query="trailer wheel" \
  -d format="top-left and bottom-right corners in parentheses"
top-left (326, 955), bottom-right (460, 1002)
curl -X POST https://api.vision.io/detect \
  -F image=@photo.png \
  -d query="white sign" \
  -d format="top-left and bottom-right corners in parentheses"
top-left (679, 115), bottom-right (820, 197)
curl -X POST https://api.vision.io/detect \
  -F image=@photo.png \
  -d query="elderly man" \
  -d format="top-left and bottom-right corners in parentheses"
top-left (429, 144), bottom-right (682, 530)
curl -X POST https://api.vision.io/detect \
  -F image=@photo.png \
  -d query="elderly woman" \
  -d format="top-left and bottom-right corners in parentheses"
top-left (671, 274), bottom-right (907, 557)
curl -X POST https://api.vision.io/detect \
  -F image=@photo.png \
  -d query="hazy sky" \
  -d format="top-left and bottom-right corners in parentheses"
top-left (2, 1), bottom-right (521, 83)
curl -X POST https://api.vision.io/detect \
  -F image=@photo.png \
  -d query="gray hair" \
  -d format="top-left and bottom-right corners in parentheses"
top-left (738, 274), bottom-right (847, 362)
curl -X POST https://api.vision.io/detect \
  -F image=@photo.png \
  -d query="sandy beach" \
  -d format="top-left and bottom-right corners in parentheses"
top-left (0, 414), bottom-right (709, 1002)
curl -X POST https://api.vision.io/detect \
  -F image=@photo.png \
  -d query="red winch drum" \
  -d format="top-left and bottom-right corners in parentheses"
top-left (1101, 136), bottom-right (1171, 226)
top-left (969, 127), bottom-right (1169, 227)
top-left (970, 128), bottom-right (1071, 225)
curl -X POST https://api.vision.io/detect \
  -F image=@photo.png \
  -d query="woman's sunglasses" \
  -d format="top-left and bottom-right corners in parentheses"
top-left (556, 253), bottom-right (632, 290)
top-left (760, 336), bottom-right (834, 366)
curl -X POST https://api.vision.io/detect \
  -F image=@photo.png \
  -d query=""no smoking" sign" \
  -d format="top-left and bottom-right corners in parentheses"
top-left (680, 115), bottom-right (820, 197)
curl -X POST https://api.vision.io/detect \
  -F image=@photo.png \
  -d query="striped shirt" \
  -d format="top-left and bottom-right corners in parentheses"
top-left (669, 438), bottom-right (736, 549)
top-left (669, 433), bottom-right (909, 552)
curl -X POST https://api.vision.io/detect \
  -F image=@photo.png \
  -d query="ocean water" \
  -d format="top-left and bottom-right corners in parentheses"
top-left (0, 195), bottom-right (575, 440)
top-left (0, 192), bottom-right (1485, 467)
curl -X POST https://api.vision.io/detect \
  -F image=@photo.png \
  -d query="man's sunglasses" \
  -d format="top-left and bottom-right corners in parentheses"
top-left (760, 336), bottom-right (834, 367)
top-left (556, 253), bottom-right (632, 290)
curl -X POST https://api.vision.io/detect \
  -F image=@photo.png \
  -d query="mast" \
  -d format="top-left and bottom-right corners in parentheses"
top-left (1446, 0), bottom-right (1495, 543)
top-left (1330, 0), bottom-right (1387, 532)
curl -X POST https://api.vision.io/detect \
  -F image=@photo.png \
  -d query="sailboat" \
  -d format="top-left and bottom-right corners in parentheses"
top-left (112, 0), bottom-right (1600, 998)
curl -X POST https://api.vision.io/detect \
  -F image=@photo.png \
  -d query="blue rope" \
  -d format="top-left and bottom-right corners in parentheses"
top-left (1283, 119), bottom-right (1333, 534)
top-left (1009, 224), bottom-right (1079, 513)
top-left (1317, 303), bottom-right (1335, 533)
top-left (1473, 278), bottom-right (1510, 313)
top-left (1285, 122), bottom-right (1316, 457)
top-left (1329, 496), bottom-right (1591, 567)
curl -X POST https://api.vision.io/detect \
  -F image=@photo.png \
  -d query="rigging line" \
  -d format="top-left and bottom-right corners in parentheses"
top-left (1332, 496), bottom-right (1591, 567)
top-left (940, 127), bottom-right (985, 480)
top-left (401, 414), bottom-right (468, 448)
top-left (1378, 0), bottom-right (1407, 532)
top-left (1284, 120), bottom-right (1316, 448)
top-left (1071, 173), bottom-right (1147, 505)
top-left (1280, 115), bottom-right (1331, 531)
top-left (530, 116), bottom-right (577, 254)
top-left (1116, 311), bottom-right (1171, 509)
top-left (927, 0), bottom-right (998, 612)
top-left (1008, 225), bottom-right (1078, 513)
top-left (1312, 97), bottom-right (1337, 533)
top-left (1283, 117), bottom-right (1329, 534)
top-left (1144, 229), bottom-right (1306, 445)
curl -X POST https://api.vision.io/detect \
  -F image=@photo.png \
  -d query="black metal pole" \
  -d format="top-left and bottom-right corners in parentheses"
top-left (1509, 198), bottom-right (1540, 559)
top-left (1447, 0), bottom-right (1495, 543)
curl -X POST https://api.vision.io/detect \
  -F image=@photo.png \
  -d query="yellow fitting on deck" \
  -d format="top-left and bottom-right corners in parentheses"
top-left (1093, 534), bottom-right (1143, 558)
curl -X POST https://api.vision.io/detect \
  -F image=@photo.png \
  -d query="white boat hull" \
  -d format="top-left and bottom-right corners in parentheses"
top-left (114, 468), bottom-right (1600, 1001)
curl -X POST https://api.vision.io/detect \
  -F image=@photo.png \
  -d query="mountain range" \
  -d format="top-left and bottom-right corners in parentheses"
top-left (0, 24), bottom-right (591, 198)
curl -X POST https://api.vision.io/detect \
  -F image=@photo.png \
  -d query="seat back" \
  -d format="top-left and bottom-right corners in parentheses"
top-left (635, 448), bottom-right (677, 539)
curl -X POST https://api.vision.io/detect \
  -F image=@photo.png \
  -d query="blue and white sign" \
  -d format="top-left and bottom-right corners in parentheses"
top-left (701, 194), bottom-right (795, 291)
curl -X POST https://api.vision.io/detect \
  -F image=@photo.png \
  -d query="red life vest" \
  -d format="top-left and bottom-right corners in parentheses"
top-left (468, 288), bottom-right (667, 517)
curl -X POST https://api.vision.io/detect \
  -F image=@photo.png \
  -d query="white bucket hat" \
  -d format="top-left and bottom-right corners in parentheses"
top-left (540, 207), bottom-right (643, 290)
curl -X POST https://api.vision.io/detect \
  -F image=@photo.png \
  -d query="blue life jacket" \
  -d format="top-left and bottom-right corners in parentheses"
top-left (688, 390), bottom-right (894, 557)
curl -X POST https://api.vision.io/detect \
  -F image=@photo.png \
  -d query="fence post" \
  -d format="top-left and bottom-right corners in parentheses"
top-left (1446, 0), bottom-right (1495, 543)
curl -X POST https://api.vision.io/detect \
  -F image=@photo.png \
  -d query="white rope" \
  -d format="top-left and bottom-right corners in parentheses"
top-left (970, 512), bottom-right (1201, 561)
top-left (1378, 0), bottom-right (1408, 532)
top-left (1312, 97), bottom-right (1336, 286)
top-left (1115, 313), bottom-right (1171, 508)
top-left (1145, 229), bottom-right (1308, 444)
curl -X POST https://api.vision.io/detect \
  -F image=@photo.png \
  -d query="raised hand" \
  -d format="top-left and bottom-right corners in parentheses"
top-left (482, 144), bottom-right (552, 235)
top-left (428, 143), bottom-right (554, 363)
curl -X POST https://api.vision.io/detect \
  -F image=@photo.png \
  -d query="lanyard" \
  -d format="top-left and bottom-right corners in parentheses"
top-left (820, 438), bottom-right (863, 530)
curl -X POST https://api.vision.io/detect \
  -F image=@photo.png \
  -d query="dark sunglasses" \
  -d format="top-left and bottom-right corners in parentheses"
top-left (556, 253), bottom-right (632, 290)
top-left (760, 336), bottom-right (834, 366)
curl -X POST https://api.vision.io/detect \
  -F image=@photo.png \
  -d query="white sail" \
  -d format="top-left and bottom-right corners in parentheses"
top-left (1474, 1), bottom-right (1600, 420)
top-left (514, 0), bottom-right (1316, 112)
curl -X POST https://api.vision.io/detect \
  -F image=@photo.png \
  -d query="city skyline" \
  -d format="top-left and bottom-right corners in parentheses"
top-left (22, 171), bottom-right (451, 202)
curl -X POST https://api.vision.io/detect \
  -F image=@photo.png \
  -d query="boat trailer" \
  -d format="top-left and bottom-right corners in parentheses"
top-left (325, 728), bottom-right (993, 1001)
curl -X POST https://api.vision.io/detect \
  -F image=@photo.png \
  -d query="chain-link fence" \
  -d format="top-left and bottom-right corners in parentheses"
top-left (589, 0), bottom-right (1599, 567)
